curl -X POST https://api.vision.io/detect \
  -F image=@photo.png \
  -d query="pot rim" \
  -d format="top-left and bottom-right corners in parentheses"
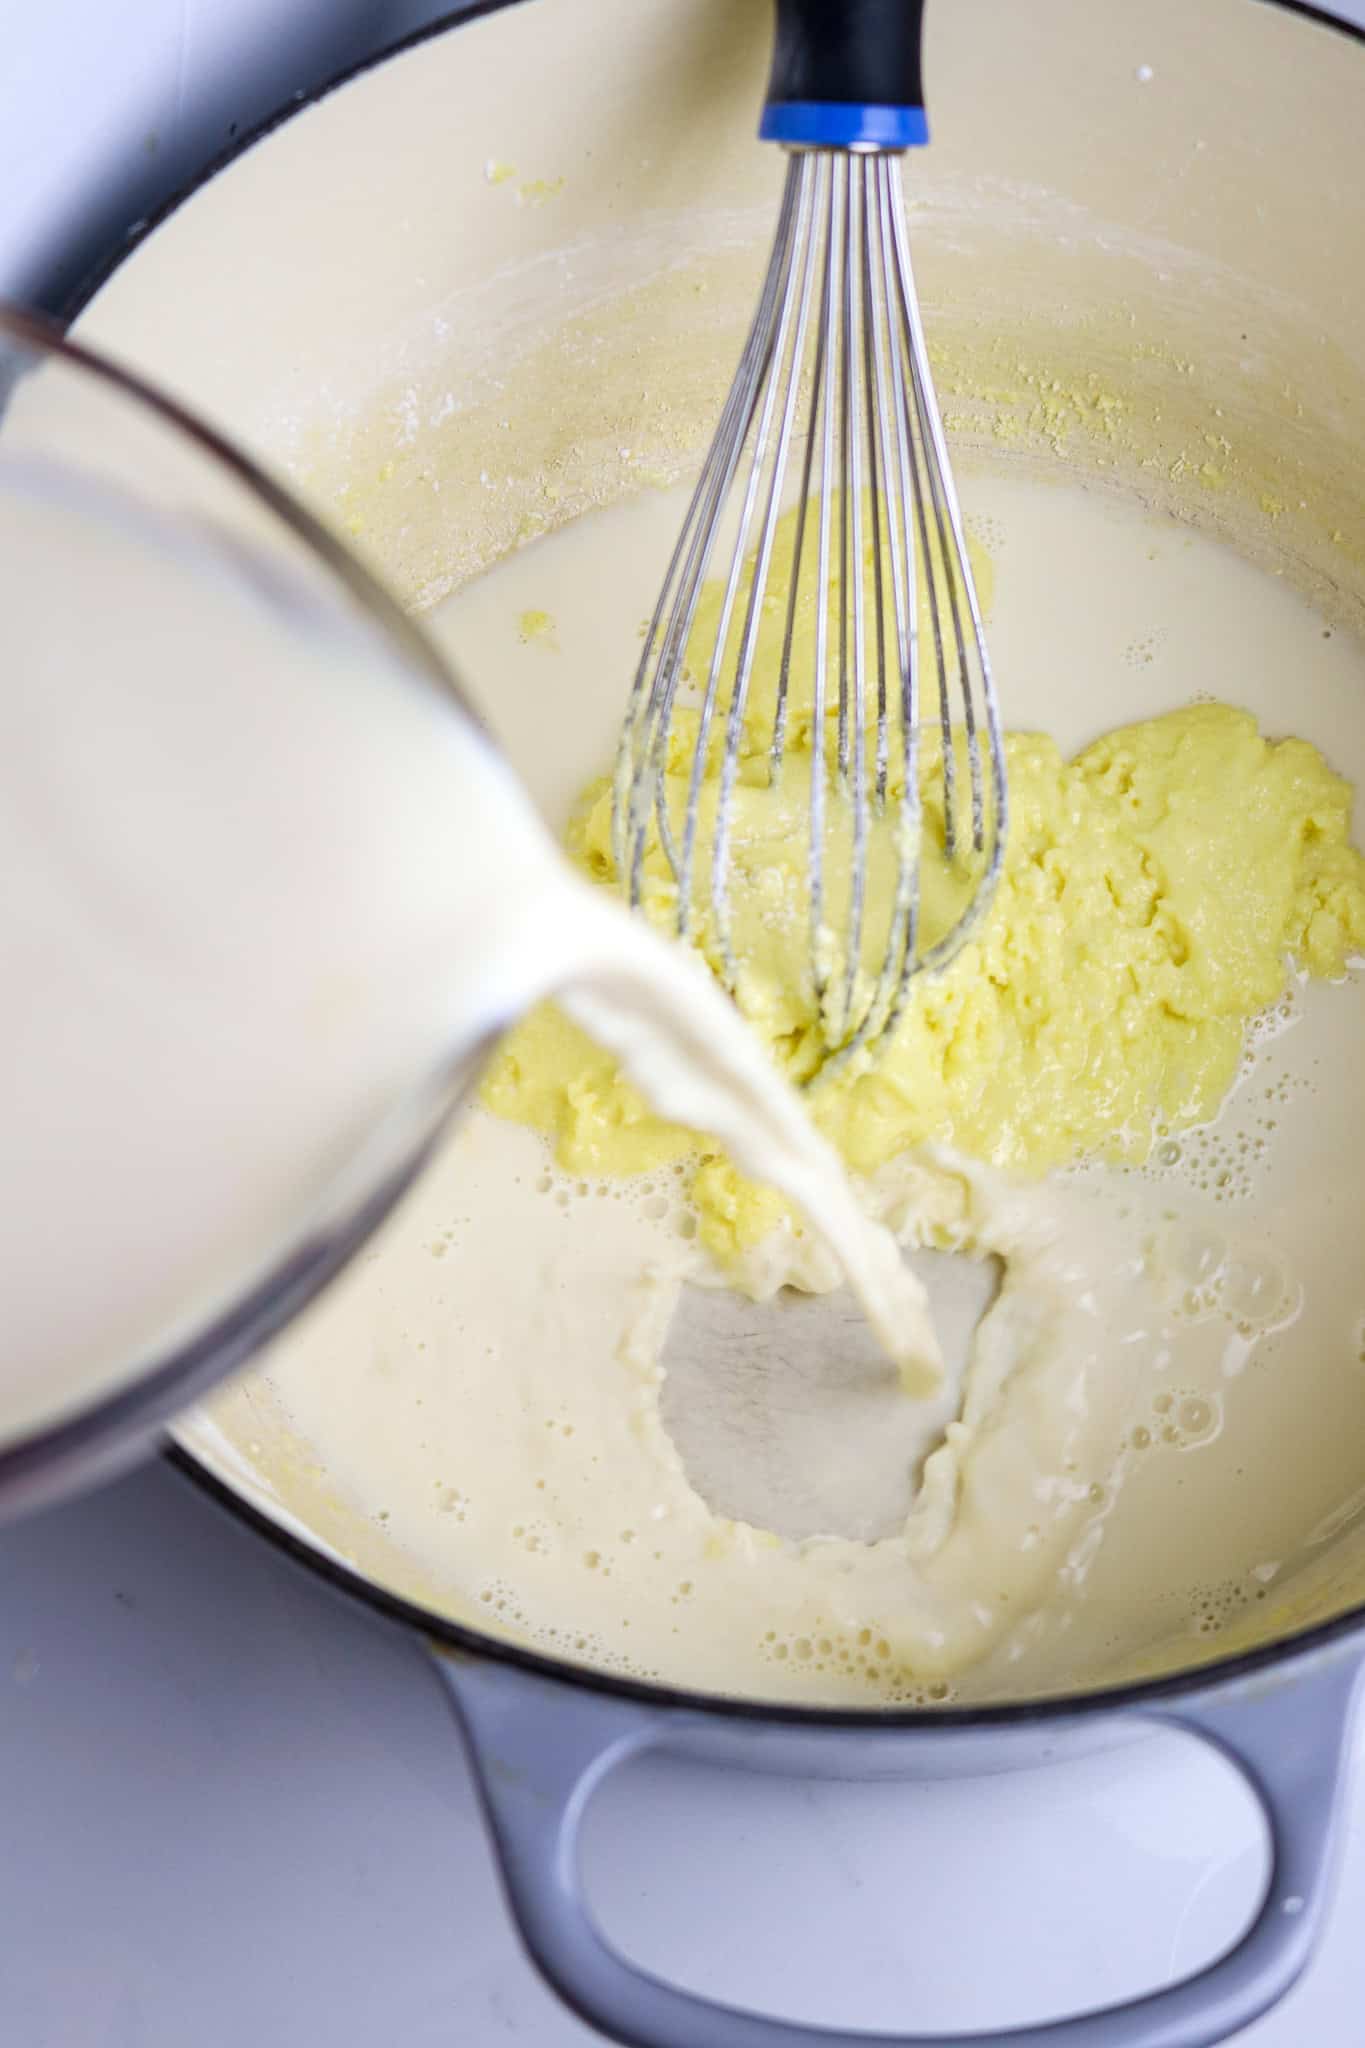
top-left (71, 0), bottom-right (1365, 1726)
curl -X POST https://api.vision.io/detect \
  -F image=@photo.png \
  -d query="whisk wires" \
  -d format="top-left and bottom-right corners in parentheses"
top-left (614, 151), bottom-right (1007, 1084)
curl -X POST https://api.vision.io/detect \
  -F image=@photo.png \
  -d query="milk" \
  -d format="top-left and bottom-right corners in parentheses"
top-left (235, 470), bottom-right (1365, 1705)
top-left (0, 464), bottom-right (931, 1447)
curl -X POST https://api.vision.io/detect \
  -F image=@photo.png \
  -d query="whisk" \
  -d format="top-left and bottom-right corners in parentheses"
top-left (614, 0), bottom-right (1007, 1082)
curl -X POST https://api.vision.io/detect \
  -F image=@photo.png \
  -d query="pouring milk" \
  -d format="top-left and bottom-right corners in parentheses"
top-left (0, 468), bottom-right (935, 1447)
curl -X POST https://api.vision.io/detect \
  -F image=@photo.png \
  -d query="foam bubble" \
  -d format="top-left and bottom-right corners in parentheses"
top-left (1221, 1246), bottom-right (1292, 1324)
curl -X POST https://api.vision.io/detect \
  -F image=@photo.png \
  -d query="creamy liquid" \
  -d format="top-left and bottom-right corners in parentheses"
top-left (244, 470), bottom-right (1365, 1704)
top-left (0, 466), bottom-right (931, 1446)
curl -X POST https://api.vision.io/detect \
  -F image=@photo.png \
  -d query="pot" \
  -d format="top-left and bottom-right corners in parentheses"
top-left (66, 1), bottom-right (1365, 2042)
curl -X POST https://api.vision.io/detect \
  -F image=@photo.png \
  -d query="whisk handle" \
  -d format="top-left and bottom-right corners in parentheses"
top-left (760, 0), bottom-right (928, 150)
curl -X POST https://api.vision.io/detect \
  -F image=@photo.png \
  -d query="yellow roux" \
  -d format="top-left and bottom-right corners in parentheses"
top-left (261, 474), bottom-right (1365, 1703)
top-left (486, 666), bottom-right (1365, 1254)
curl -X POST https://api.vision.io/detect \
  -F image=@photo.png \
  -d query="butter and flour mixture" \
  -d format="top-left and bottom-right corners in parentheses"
top-left (259, 472), bottom-right (1365, 1704)
top-left (488, 702), bottom-right (1362, 1249)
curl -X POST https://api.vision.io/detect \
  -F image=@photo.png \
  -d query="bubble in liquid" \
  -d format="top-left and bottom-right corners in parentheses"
top-left (1221, 1246), bottom-right (1290, 1324)
top-left (1178, 1395), bottom-right (1216, 1438)
top-left (1167, 1222), bottom-right (1227, 1288)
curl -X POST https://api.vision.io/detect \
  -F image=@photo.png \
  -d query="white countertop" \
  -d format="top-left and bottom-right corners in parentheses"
top-left (0, 1457), bottom-right (1362, 2045)
top-left (2, 1), bottom-right (1364, 2040)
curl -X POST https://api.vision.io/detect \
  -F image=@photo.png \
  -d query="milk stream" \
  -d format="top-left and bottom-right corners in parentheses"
top-left (0, 467), bottom-right (930, 1446)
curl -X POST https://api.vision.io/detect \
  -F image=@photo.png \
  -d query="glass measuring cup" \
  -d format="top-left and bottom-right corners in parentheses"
top-left (0, 306), bottom-right (504, 1521)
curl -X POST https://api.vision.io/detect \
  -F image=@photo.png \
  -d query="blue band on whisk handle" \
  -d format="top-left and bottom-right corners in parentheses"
top-left (760, 102), bottom-right (928, 149)
top-left (762, 0), bottom-right (929, 152)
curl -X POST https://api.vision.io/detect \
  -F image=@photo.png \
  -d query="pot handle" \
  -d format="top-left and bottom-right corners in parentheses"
top-left (435, 1649), bottom-right (1359, 2048)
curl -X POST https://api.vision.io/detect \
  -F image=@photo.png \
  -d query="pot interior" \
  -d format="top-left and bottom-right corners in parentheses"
top-left (75, 0), bottom-right (1365, 1708)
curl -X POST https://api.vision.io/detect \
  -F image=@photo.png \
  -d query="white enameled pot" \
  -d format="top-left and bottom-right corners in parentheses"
top-left (67, 4), bottom-right (1365, 2041)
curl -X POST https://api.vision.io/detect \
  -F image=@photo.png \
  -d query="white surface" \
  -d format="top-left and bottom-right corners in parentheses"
top-left (0, 1459), bottom-right (1362, 2044)
top-left (2, 0), bottom-right (1365, 2042)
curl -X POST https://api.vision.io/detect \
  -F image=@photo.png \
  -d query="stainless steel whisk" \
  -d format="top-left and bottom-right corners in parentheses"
top-left (614, 0), bottom-right (1007, 1082)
